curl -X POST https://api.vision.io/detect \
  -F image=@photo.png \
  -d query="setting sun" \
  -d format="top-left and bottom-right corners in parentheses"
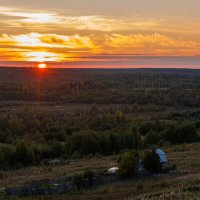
top-left (38, 63), bottom-right (47, 69)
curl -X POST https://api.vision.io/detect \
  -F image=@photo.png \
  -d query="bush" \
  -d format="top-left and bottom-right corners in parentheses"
top-left (14, 141), bottom-right (35, 167)
top-left (49, 140), bottom-right (64, 157)
top-left (83, 170), bottom-right (95, 187)
top-left (71, 151), bottom-right (81, 159)
top-left (0, 143), bottom-right (15, 169)
top-left (73, 174), bottom-right (84, 191)
top-left (118, 151), bottom-right (140, 179)
top-left (163, 122), bottom-right (198, 144)
top-left (144, 131), bottom-right (160, 147)
top-left (143, 150), bottom-right (162, 173)
top-left (13, 162), bottom-right (24, 170)
top-left (0, 171), bottom-right (4, 179)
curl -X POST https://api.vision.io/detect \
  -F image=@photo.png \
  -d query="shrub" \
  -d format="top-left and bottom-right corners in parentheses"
top-left (118, 151), bottom-right (140, 179)
top-left (71, 151), bottom-right (81, 159)
top-left (0, 171), bottom-right (4, 179)
top-left (83, 170), bottom-right (95, 187)
top-left (163, 122), bottom-right (198, 144)
top-left (14, 141), bottom-right (35, 167)
top-left (143, 150), bottom-right (162, 173)
top-left (144, 131), bottom-right (160, 147)
top-left (13, 162), bottom-right (24, 170)
top-left (73, 174), bottom-right (84, 191)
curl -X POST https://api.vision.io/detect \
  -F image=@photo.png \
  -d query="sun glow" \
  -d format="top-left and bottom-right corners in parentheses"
top-left (24, 51), bottom-right (60, 62)
top-left (1, 5), bottom-right (200, 64)
top-left (38, 63), bottom-right (47, 69)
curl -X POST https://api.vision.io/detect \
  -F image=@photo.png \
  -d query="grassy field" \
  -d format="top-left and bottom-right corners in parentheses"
top-left (1, 143), bottom-right (200, 200)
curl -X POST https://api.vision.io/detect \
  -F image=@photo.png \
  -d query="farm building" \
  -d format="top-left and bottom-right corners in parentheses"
top-left (155, 148), bottom-right (168, 164)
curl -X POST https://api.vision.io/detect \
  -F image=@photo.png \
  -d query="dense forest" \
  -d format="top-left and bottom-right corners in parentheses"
top-left (0, 68), bottom-right (200, 106)
top-left (0, 67), bottom-right (200, 170)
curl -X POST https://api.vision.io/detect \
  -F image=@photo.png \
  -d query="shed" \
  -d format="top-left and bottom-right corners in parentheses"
top-left (107, 167), bottom-right (119, 175)
top-left (155, 149), bottom-right (168, 163)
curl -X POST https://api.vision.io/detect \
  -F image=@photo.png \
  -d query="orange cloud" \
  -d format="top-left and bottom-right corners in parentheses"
top-left (0, 33), bottom-right (98, 61)
top-left (9, 33), bottom-right (96, 49)
top-left (1, 32), bottom-right (200, 62)
top-left (105, 33), bottom-right (200, 55)
top-left (39, 34), bottom-right (96, 49)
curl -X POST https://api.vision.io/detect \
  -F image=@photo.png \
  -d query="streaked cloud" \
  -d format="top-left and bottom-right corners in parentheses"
top-left (0, 7), bottom-right (61, 23)
top-left (104, 33), bottom-right (200, 55)
top-left (0, 2), bottom-right (200, 66)
top-left (0, 33), bottom-right (98, 61)
top-left (23, 52), bottom-right (61, 62)
top-left (1, 32), bottom-right (200, 62)
top-left (2, 32), bottom-right (97, 49)
top-left (0, 6), bottom-right (160, 32)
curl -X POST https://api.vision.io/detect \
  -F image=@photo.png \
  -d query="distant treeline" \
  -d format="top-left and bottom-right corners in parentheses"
top-left (1, 68), bottom-right (200, 106)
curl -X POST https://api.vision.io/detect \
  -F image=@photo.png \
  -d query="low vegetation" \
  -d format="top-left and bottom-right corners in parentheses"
top-left (0, 109), bottom-right (199, 170)
top-left (143, 150), bottom-right (162, 173)
top-left (118, 151), bottom-right (140, 178)
top-left (0, 68), bottom-right (200, 199)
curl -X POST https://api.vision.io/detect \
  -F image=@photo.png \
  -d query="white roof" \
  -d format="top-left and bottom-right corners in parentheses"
top-left (156, 149), bottom-right (168, 163)
top-left (108, 167), bottom-right (119, 174)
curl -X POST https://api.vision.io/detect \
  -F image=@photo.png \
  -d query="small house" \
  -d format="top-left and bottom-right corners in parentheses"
top-left (155, 148), bottom-right (168, 164)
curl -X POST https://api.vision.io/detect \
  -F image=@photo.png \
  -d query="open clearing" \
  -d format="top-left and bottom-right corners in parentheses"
top-left (1, 143), bottom-right (200, 200)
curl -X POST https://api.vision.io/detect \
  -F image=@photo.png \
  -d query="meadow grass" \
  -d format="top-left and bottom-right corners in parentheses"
top-left (1, 143), bottom-right (200, 199)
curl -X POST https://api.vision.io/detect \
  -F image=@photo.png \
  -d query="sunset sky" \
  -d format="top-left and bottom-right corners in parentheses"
top-left (0, 0), bottom-right (200, 68)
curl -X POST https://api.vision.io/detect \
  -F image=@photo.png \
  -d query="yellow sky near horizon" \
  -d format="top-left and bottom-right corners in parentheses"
top-left (0, 0), bottom-right (200, 65)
